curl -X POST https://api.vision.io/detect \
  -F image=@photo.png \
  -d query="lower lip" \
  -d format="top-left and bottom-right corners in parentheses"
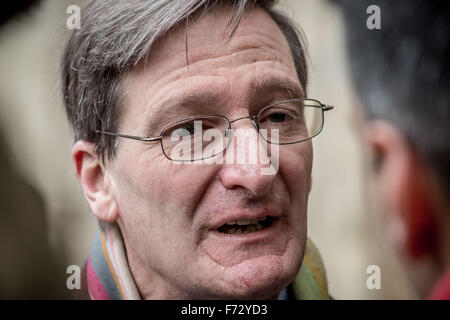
top-left (209, 217), bottom-right (282, 241)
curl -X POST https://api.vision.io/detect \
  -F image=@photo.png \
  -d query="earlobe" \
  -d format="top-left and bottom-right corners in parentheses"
top-left (72, 140), bottom-right (119, 222)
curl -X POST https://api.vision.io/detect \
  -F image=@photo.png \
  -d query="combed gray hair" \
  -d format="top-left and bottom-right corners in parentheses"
top-left (62, 0), bottom-right (308, 161)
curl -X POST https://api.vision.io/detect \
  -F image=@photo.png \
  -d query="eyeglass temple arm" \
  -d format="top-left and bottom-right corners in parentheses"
top-left (95, 130), bottom-right (161, 142)
top-left (322, 104), bottom-right (334, 111)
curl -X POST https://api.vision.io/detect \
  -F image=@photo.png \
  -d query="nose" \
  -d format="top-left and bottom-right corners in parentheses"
top-left (219, 117), bottom-right (275, 198)
top-left (219, 163), bottom-right (275, 198)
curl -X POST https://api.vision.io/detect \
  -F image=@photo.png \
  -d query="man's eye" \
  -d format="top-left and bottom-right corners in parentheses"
top-left (170, 120), bottom-right (216, 137)
top-left (267, 112), bottom-right (293, 123)
top-left (173, 122), bottom-right (195, 136)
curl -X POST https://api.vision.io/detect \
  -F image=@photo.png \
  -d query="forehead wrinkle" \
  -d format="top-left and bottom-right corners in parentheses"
top-left (183, 5), bottom-right (290, 65)
top-left (149, 75), bottom-right (229, 113)
top-left (182, 35), bottom-right (287, 73)
top-left (145, 22), bottom-right (290, 79)
top-left (154, 91), bottom-right (213, 118)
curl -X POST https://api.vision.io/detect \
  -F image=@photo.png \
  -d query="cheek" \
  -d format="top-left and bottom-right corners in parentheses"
top-left (279, 142), bottom-right (313, 198)
top-left (276, 143), bottom-right (312, 233)
top-left (156, 162), bottom-right (222, 221)
top-left (112, 150), bottom-right (219, 230)
top-left (111, 152), bottom-right (221, 267)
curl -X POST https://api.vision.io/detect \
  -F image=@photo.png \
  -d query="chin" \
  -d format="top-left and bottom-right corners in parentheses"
top-left (214, 252), bottom-right (303, 299)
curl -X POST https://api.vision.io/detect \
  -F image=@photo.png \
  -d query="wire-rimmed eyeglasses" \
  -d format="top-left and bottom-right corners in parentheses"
top-left (96, 98), bottom-right (334, 162)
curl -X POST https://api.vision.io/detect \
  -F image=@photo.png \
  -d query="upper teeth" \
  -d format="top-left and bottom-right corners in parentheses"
top-left (226, 216), bottom-right (267, 226)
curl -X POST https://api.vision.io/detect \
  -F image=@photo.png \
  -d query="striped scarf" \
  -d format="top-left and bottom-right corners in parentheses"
top-left (80, 222), bottom-right (329, 300)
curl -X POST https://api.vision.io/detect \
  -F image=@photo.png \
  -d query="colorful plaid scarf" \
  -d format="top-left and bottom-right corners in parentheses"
top-left (79, 222), bottom-right (329, 300)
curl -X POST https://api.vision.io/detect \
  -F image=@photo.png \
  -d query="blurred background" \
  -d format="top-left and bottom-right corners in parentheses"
top-left (0, 0), bottom-right (416, 299)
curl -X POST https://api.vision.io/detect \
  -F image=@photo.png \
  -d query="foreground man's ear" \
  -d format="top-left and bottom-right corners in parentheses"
top-left (72, 140), bottom-right (119, 222)
top-left (363, 120), bottom-right (439, 260)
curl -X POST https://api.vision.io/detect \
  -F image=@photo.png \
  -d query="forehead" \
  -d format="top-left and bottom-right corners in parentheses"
top-left (137, 5), bottom-right (293, 75)
top-left (121, 5), bottom-right (300, 131)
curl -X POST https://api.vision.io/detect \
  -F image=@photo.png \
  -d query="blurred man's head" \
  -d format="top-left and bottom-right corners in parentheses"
top-left (335, 0), bottom-right (450, 297)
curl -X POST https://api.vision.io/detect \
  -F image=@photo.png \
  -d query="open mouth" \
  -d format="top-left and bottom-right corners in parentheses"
top-left (217, 216), bottom-right (275, 234)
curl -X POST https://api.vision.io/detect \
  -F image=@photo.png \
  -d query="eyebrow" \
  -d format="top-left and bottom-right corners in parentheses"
top-left (253, 77), bottom-right (304, 100)
top-left (143, 76), bottom-right (304, 136)
top-left (143, 91), bottom-right (217, 135)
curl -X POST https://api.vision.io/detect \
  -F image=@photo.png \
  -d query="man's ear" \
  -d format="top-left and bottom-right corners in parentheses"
top-left (363, 120), bottom-right (438, 260)
top-left (72, 140), bottom-right (119, 222)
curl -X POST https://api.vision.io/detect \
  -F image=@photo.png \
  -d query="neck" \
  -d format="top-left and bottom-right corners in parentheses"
top-left (125, 244), bottom-right (185, 299)
top-left (117, 220), bottom-right (187, 299)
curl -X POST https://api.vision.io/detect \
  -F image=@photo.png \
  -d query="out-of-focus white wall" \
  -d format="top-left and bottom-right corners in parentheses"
top-left (0, 0), bottom-right (415, 299)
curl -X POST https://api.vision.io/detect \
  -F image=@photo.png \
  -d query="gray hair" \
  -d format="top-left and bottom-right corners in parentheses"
top-left (62, 0), bottom-right (309, 161)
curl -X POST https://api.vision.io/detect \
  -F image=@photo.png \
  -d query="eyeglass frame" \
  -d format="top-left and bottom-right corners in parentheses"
top-left (95, 98), bottom-right (334, 161)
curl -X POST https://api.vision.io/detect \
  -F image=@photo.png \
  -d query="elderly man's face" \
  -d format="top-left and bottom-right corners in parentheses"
top-left (107, 6), bottom-right (312, 299)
